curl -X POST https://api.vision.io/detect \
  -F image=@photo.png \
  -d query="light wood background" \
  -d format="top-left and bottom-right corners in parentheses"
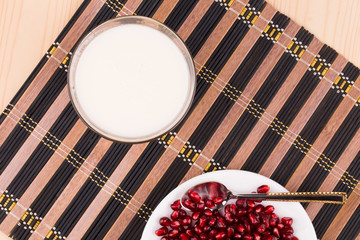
top-left (0, 0), bottom-right (360, 239)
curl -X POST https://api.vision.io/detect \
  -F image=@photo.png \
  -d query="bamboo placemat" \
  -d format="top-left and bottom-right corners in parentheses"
top-left (0, 0), bottom-right (359, 239)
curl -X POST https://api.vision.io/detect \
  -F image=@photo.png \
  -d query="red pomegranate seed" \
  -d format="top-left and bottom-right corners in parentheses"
top-left (256, 223), bottom-right (266, 233)
top-left (171, 220), bottom-right (180, 228)
top-left (273, 227), bottom-right (280, 238)
top-left (192, 211), bottom-right (201, 220)
top-left (209, 229), bottom-right (218, 237)
top-left (224, 212), bottom-right (234, 223)
top-left (204, 209), bottom-right (213, 216)
top-left (244, 220), bottom-right (251, 233)
top-left (281, 217), bottom-right (293, 226)
top-left (189, 192), bottom-right (201, 203)
top-left (234, 233), bottom-right (242, 239)
top-left (182, 216), bottom-right (192, 226)
top-left (277, 223), bottom-right (285, 229)
top-left (199, 216), bottom-right (207, 227)
top-left (226, 226), bottom-right (234, 237)
top-left (282, 226), bottom-right (294, 234)
top-left (179, 233), bottom-right (190, 240)
top-left (203, 225), bottom-right (211, 232)
top-left (264, 205), bottom-right (274, 214)
top-left (184, 200), bottom-right (197, 210)
top-left (282, 233), bottom-right (294, 240)
top-left (214, 197), bottom-right (224, 205)
top-left (205, 199), bottom-right (215, 209)
top-left (253, 232), bottom-right (261, 240)
top-left (171, 210), bottom-right (179, 220)
top-left (248, 212), bottom-right (259, 225)
top-left (247, 200), bottom-right (255, 208)
top-left (199, 233), bottom-right (207, 240)
top-left (215, 231), bottom-right (226, 239)
top-left (159, 217), bottom-right (171, 226)
top-left (236, 224), bottom-right (245, 234)
top-left (242, 234), bottom-right (252, 240)
top-left (257, 185), bottom-right (270, 193)
top-left (209, 216), bottom-right (217, 226)
top-left (264, 235), bottom-right (276, 240)
top-left (255, 204), bottom-right (264, 213)
top-left (236, 207), bottom-right (247, 217)
top-left (168, 229), bottom-right (179, 238)
top-left (197, 201), bottom-right (205, 211)
top-left (236, 199), bottom-right (246, 208)
top-left (186, 229), bottom-right (195, 236)
top-left (269, 217), bottom-right (278, 227)
top-left (155, 227), bottom-right (168, 236)
top-left (171, 200), bottom-right (181, 210)
top-left (291, 237), bottom-right (299, 240)
top-left (212, 209), bottom-right (220, 216)
top-left (263, 230), bottom-right (271, 236)
top-left (217, 217), bottom-right (227, 228)
top-left (194, 225), bottom-right (203, 234)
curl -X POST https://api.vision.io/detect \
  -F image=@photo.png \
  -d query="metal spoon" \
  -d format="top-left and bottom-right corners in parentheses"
top-left (181, 182), bottom-right (347, 210)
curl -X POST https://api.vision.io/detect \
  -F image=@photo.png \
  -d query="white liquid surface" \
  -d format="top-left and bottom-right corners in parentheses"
top-left (73, 24), bottom-right (192, 140)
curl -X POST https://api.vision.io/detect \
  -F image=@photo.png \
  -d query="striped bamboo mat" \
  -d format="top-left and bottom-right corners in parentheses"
top-left (0, 0), bottom-right (359, 239)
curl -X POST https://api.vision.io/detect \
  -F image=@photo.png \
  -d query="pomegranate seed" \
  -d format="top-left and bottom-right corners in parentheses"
top-left (217, 217), bottom-right (227, 228)
top-left (155, 227), bottom-right (168, 236)
top-left (199, 216), bottom-right (207, 227)
top-left (264, 205), bottom-right (274, 214)
top-left (182, 216), bottom-right (191, 226)
top-left (255, 204), bottom-right (264, 213)
top-left (234, 233), bottom-right (242, 239)
top-left (191, 237), bottom-right (200, 240)
top-left (248, 212), bottom-right (259, 225)
top-left (200, 233), bottom-right (208, 240)
top-left (263, 231), bottom-right (271, 236)
top-left (257, 185), bottom-right (270, 193)
top-left (171, 200), bottom-right (181, 210)
top-left (171, 210), bottom-right (179, 220)
top-left (180, 233), bottom-right (190, 240)
top-left (277, 223), bottom-right (285, 229)
top-left (281, 217), bottom-right (293, 226)
top-left (209, 229), bottom-right (218, 237)
top-left (236, 199), bottom-right (246, 208)
top-left (281, 226), bottom-right (294, 234)
top-left (236, 207), bottom-right (247, 217)
top-left (194, 225), bottom-right (202, 234)
top-left (244, 220), bottom-right (251, 233)
top-left (226, 226), bottom-right (235, 237)
top-left (273, 227), bottom-right (280, 237)
top-left (184, 200), bottom-right (197, 210)
top-left (269, 217), bottom-right (278, 227)
top-left (256, 223), bottom-right (266, 233)
top-left (159, 217), bottom-right (171, 226)
top-left (212, 209), bottom-right (220, 216)
top-left (253, 233), bottom-right (261, 240)
top-left (192, 211), bottom-right (201, 221)
top-left (247, 200), bottom-right (255, 208)
top-left (215, 231), bottom-right (226, 239)
top-left (214, 197), bottom-right (224, 205)
top-left (186, 229), bottom-right (195, 236)
top-left (168, 229), bottom-right (179, 238)
top-left (204, 209), bottom-right (213, 216)
top-left (171, 220), bottom-right (180, 228)
top-left (209, 216), bottom-right (217, 226)
top-left (189, 192), bottom-right (201, 203)
top-left (197, 201), bottom-right (205, 211)
top-left (242, 234), bottom-right (252, 240)
top-left (264, 236), bottom-right (275, 240)
top-left (291, 237), bottom-right (299, 240)
top-left (224, 212), bottom-right (234, 223)
top-left (205, 199), bottom-right (215, 209)
top-left (203, 225), bottom-right (211, 232)
top-left (236, 224), bottom-right (245, 234)
top-left (282, 233), bottom-right (294, 240)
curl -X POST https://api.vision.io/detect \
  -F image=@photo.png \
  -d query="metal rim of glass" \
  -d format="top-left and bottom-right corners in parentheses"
top-left (68, 16), bottom-right (196, 143)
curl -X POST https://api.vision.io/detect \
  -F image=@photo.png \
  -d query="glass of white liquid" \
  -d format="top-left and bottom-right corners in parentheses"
top-left (68, 16), bottom-right (196, 143)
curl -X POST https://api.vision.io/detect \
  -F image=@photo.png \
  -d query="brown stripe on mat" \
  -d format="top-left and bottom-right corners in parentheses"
top-left (259, 53), bottom-right (348, 177)
top-left (0, 0), bottom-right (104, 148)
top-left (0, 120), bottom-right (87, 235)
top-left (0, 87), bottom-right (70, 191)
top-left (152, 0), bottom-right (179, 22)
top-left (285, 82), bottom-right (358, 191)
top-left (31, 137), bottom-right (112, 239)
top-left (306, 127), bottom-right (360, 220)
top-left (65, 143), bottom-right (148, 240)
top-left (321, 184), bottom-right (360, 240)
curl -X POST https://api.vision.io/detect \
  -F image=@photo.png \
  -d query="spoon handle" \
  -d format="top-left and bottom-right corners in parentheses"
top-left (233, 192), bottom-right (347, 204)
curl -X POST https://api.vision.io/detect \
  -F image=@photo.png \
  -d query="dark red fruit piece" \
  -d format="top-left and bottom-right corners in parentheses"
top-left (205, 199), bottom-right (215, 209)
top-left (226, 226), bottom-right (234, 237)
top-left (215, 231), bottom-right (226, 239)
top-left (248, 212), bottom-right (259, 225)
top-left (208, 229), bottom-right (218, 237)
top-left (192, 211), bottom-right (201, 221)
top-left (282, 233), bottom-right (294, 240)
top-left (256, 223), bottom-right (266, 233)
top-left (257, 185), bottom-right (270, 193)
top-left (184, 200), bottom-right (197, 210)
top-left (236, 224), bottom-right (245, 234)
top-left (234, 233), bottom-right (242, 239)
top-left (159, 217), bottom-right (171, 226)
top-left (182, 216), bottom-right (192, 226)
top-left (197, 201), bottom-right (205, 211)
top-left (253, 233), bottom-right (261, 240)
top-left (273, 227), bottom-right (280, 238)
top-left (199, 216), bottom-right (207, 227)
top-left (171, 220), bottom-right (180, 228)
top-left (204, 209), bottom-right (213, 216)
top-left (168, 229), bottom-right (179, 238)
top-left (194, 225), bottom-right (202, 234)
top-left (180, 233), bottom-right (190, 240)
top-left (189, 192), bottom-right (201, 203)
top-left (264, 205), bottom-right (274, 214)
top-left (247, 200), bottom-right (255, 208)
top-left (171, 210), bottom-right (179, 220)
top-left (236, 199), bottom-right (246, 208)
top-left (171, 200), bottom-right (181, 210)
top-left (186, 229), bottom-right (195, 236)
top-left (209, 216), bottom-right (217, 226)
top-left (281, 217), bottom-right (293, 226)
top-left (214, 197), bottom-right (224, 205)
top-left (155, 227), bottom-right (168, 236)
top-left (255, 204), bottom-right (264, 213)
top-left (217, 217), bottom-right (227, 228)
top-left (199, 234), bottom-right (207, 240)
top-left (242, 234), bottom-right (252, 240)
top-left (224, 212), bottom-right (234, 223)
top-left (236, 207), bottom-right (247, 217)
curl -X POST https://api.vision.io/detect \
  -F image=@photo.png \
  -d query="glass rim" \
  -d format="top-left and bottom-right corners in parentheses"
top-left (67, 16), bottom-right (196, 143)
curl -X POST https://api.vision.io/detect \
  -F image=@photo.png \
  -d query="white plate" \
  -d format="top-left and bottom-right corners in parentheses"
top-left (141, 170), bottom-right (317, 240)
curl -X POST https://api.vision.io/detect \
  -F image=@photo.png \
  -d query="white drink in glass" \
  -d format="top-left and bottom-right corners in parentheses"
top-left (69, 17), bottom-right (195, 142)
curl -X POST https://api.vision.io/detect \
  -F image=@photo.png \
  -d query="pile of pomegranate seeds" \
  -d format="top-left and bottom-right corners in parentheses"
top-left (155, 185), bottom-right (298, 240)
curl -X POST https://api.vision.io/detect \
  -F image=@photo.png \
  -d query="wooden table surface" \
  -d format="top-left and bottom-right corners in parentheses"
top-left (0, 0), bottom-right (360, 239)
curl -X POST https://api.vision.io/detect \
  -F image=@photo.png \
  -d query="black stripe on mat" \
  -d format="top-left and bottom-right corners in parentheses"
top-left (9, 130), bottom-right (100, 239)
top-left (0, 68), bottom-right (67, 175)
top-left (185, 1), bottom-right (228, 56)
top-left (206, 13), bottom-right (290, 171)
top-left (298, 106), bottom-right (360, 193)
top-left (0, 104), bottom-right (78, 224)
top-left (271, 61), bottom-right (357, 186)
top-left (47, 143), bottom-right (131, 239)
top-left (164, 0), bottom-right (199, 32)
top-left (311, 151), bottom-right (360, 239)
top-left (135, 0), bottom-right (163, 17)
top-left (337, 199), bottom-right (360, 240)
